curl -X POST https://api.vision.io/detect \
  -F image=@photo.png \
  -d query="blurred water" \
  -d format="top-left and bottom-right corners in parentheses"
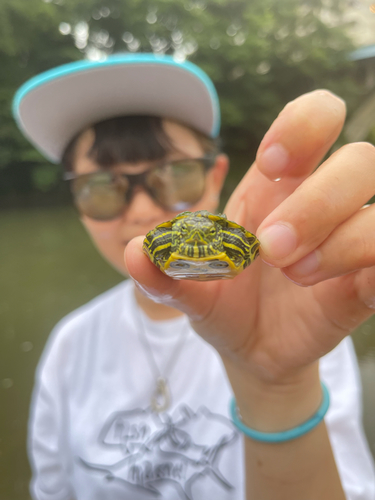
top-left (0, 207), bottom-right (123, 500)
top-left (0, 206), bottom-right (374, 499)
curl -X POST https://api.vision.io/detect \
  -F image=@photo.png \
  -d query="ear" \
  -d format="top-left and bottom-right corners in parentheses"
top-left (208, 153), bottom-right (229, 196)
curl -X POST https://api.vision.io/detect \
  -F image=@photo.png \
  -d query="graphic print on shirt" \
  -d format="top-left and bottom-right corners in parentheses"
top-left (77, 404), bottom-right (239, 499)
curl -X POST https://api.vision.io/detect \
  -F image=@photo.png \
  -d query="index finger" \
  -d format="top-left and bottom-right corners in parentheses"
top-left (256, 90), bottom-right (346, 181)
top-left (225, 90), bottom-right (347, 231)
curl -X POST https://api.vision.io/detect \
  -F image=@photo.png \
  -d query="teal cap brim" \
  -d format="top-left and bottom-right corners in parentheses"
top-left (13, 53), bottom-right (221, 164)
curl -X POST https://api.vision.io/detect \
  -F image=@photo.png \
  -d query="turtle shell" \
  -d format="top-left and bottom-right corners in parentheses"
top-left (143, 210), bottom-right (260, 281)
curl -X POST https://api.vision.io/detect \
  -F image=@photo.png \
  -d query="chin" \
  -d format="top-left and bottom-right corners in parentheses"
top-left (101, 253), bottom-right (130, 278)
top-left (113, 264), bottom-right (130, 278)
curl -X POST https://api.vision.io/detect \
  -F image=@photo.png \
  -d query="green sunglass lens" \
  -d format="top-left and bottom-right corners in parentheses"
top-left (72, 173), bottom-right (128, 220)
top-left (147, 161), bottom-right (206, 210)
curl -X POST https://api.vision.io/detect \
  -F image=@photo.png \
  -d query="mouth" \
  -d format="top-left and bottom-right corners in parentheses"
top-left (122, 233), bottom-right (149, 247)
top-left (181, 242), bottom-right (216, 256)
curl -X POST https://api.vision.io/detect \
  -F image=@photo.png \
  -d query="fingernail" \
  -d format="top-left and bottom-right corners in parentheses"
top-left (258, 144), bottom-right (290, 178)
top-left (281, 270), bottom-right (311, 287)
top-left (287, 251), bottom-right (319, 278)
top-left (258, 223), bottom-right (297, 260)
top-left (133, 279), bottom-right (165, 302)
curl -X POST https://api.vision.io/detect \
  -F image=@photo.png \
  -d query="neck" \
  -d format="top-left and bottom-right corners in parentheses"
top-left (134, 286), bottom-right (184, 321)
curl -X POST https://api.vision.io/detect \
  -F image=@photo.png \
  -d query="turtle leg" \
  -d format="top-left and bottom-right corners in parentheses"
top-left (222, 228), bottom-right (252, 268)
top-left (244, 232), bottom-right (260, 268)
top-left (143, 227), bottom-right (173, 270)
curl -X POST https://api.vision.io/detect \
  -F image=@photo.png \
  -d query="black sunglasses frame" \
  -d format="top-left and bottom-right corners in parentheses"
top-left (63, 154), bottom-right (217, 216)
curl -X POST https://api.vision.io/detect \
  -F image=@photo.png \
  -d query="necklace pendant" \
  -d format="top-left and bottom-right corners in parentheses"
top-left (151, 378), bottom-right (170, 413)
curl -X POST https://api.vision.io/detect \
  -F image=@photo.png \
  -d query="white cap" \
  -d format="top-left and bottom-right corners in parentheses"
top-left (13, 53), bottom-right (221, 164)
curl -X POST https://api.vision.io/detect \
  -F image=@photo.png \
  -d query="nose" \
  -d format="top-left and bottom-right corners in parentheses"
top-left (187, 230), bottom-right (204, 244)
top-left (122, 186), bottom-right (168, 226)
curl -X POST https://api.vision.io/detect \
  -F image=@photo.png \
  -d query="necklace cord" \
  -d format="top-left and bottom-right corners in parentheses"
top-left (135, 306), bottom-right (189, 386)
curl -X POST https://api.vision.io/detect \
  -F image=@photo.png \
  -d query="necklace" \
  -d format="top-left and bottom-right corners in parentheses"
top-left (135, 306), bottom-right (189, 413)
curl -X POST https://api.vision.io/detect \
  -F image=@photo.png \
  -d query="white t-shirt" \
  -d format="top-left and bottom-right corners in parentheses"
top-left (29, 280), bottom-right (375, 500)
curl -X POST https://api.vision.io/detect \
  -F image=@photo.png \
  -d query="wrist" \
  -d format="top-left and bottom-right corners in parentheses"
top-left (222, 357), bottom-right (323, 433)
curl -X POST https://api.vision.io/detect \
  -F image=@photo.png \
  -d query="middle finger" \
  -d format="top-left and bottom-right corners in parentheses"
top-left (283, 203), bottom-right (375, 286)
top-left (256, 142), bottom-right (375, 267)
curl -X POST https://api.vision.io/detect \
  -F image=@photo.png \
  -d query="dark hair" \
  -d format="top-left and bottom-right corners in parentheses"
top-left (61, 115), bottom-right (220, 172)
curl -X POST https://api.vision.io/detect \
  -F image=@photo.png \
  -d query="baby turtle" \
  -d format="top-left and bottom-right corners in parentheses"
top-left (143, 210), bottom-right (260, 281)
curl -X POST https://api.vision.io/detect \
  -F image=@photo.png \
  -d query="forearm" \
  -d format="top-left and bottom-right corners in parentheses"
top-left (222, 358), bottom-right (345, 500)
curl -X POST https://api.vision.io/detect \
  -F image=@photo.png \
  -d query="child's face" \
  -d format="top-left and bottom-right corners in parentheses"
top-left (72, 119), bottom-right (228, 276)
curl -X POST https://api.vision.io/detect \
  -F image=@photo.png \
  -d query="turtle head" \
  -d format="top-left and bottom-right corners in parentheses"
top-left (172, 216), bottom-right (223, 257)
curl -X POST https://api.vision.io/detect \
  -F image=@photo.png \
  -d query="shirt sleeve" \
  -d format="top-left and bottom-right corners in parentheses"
top-left (28, 325), bottom-right (74, 500)
top-left (320, 337), bottom-right (375, 500)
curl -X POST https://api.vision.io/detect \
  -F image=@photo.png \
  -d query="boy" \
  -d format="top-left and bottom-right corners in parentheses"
top-left (14, 53), bottom-right (375, 499)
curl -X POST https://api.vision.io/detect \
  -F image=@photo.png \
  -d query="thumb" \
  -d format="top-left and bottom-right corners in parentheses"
top-left (124, 236), bottom-right (215, 321)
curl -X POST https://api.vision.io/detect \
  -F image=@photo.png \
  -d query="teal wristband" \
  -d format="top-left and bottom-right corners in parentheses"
top-left (230, 381), bottom-right (330, 443)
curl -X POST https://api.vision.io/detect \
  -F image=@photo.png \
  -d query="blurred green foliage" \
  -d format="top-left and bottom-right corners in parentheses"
top-left (0, 0), bottom-right (365, 202)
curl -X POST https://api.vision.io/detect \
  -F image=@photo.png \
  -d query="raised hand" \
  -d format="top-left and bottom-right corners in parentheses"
top-left (126, 90), bottom-right (375, 386)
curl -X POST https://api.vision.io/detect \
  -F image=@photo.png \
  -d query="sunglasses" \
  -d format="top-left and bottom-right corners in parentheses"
top-left (63, 155), bottom-right (216, 221)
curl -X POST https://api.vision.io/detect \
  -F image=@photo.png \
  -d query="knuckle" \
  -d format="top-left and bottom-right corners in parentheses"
top-left (295, 181), bottom-right (333, 216)
top-left (347, 224), bottom-right (374, 268)
top-left (308, 185), bottom-right (333, 213)
top-left (358, 230), bottom-right (374, 266)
